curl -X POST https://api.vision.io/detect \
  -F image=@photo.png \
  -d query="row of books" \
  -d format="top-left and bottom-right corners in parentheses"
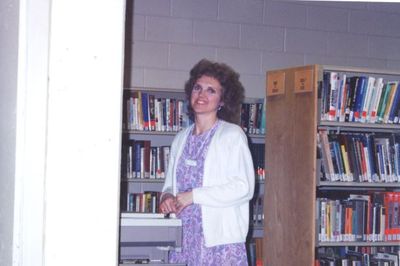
top-left (250, 194), bottom-right (264, 226)
top-left (123, 90), bottom-right (266, 135)
top-left (318, 130), bottom-right (400, 183)
top-left (321, 72), bottom-right (400, 124)
top-left (125, 191), bottom-right (161, 213)
top-left (124, 192), bottom-right (265, 220)
top-left (121, 139), bottom-right (170, 179)
top-left (316, 246), bottom-right (400, 266)
top-left (122, 139), bottom-right (266, 181)
top-left (317, 192), bottom-right (400, 243)
top-left (250, 143), bottom-right (265, 181)
top-left (240, 100), bottom-right (266, 135)
top-left (124, 91), bottom-right (190, 132)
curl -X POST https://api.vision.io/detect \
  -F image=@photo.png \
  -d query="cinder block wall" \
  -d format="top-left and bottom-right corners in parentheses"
top-left (125, 0), bottom-right (400, 98)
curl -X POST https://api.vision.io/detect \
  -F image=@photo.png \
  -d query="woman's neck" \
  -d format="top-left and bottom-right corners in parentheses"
top-left (193, 114), bottom-right (218, 135)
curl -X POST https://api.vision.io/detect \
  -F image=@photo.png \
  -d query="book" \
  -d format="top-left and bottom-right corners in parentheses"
top-left (260, 97), bottom-right (266, 135)
top-left (170, 98), bottom-right (177, 131)
top-left (348, 76), bottom-right (359, 122)
top-left (177, 99), bottom-right (184, 131)
top-left (338, 75), bottom-right (348, 122)
top-left (134, 141), bottom-right (144, 178)
top-left (344, 135), bottom-right (357, 182)
top-left (369, 78), bottom-right (384, 123)
top-left (135, 91), bottom-right (143, 130)
top-left (155, 98), bottom-right (162, 131)
top-left (377, 82), bottom-right (393, 123)
top-left (319, 130), bottom-right (335, 181)
top-left (353, 76), bottom-right (367, 122)
top-left (384, 192), bottom-right (400, 241)
top-left (143, 140), bottom-right (151, 178)
top-left (148, 94), bottom-right (156, 130)
top-left (388, 82), bottom-right (400, 123)
top-left (141, 92), bottom-right (150, 130)
top-left (361, 76), bottom-right (375, 123)
top-left (249, 103), bottom-right (257, 134)
top-left (383, 82), bottom-right (399, 124)
top-left (340, 143), bottom-right (351, 181)
top-left (156, 146), bottom-right (164, 179)
top-left (352, 135), bottom-right (364, 182)
top-left (256, 102), bottom-right (263, 134)
top-left (241, 103), bottom-right (250, 133)
top-left (328, 72), bottom-right (339, 121)
top-left (322, 72), bottom-right (331, 120)
top-left (365, 134), bottom-right (379, 182)
top-left (150, 146), bottom-right (157, 179)
top-left (372, 252), bottom-right (399, 266)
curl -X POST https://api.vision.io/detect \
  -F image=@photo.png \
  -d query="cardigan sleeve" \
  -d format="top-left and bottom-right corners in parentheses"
top-left (192, 124), bottom-right (255, 207)
top-left (161, 126), bottom-right (191, 196)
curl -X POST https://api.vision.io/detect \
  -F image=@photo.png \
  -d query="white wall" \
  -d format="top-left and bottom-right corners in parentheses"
top-left (0, 0), bottom-right (19, 263)
top-left (43, 0), bottom-right (125, 265)
top-left (12, 0), bottom-right (51, 264)
top-left (0, 0), bottom-right (126, 265)
top-left (126, 0), bottom-right (400, 99)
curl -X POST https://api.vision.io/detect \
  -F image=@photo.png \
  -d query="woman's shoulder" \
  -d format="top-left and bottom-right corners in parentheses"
top-left (219, 120), bottom-right (242, 131)
top-left (218, 120), bottom-right (246, 138)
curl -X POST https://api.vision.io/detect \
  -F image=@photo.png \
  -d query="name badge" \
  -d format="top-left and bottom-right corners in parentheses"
top-left (185, 159), bottom-right (197, 166)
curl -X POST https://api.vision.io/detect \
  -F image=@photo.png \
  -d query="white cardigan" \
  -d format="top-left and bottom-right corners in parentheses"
top-left (162, 120), bottom-right (255, 247)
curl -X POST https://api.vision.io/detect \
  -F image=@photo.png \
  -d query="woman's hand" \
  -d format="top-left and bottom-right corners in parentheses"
top-left (159, 193), bottom-right (177, 214)
top-left (175, 191), bottom-right (193, 214)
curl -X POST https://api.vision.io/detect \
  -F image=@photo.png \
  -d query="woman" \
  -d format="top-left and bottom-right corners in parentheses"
top-left (160, 59), bottom-right (255, 265)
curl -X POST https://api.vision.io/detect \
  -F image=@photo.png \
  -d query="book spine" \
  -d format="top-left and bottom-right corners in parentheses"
top-left (377, 83), bottom-right (391, 123)
top-left (370, 78), bottom-right (384, 123)
top-left (148, 94), bottom-right (156, 131)
top-left (361, 76), bottom-right (375, 123)
top-left (383, 82), bottom-right (398, 123)
top-left (388, 82), bottom-right (400, 124)
top-left (136, 92), bottom-right (143, 130)
top-left (354, 76), bottom-right (367, 122)
top-left (141, 92), bottom-right (150, 130)
top-left (260, 98), bottom-right (266, 135)
top-left (150, 146), bottom-right (157, 179)
top-left (338, 75), bottom-right (348, 122)
top-left (143, 140), bottom-right (151, 178)
top-left (134, 141), bottom-right (143, 178)
top-left (322, 72), bottom-right (331, 121)
top-left (328, 72), bottom-right (339, 121)
top-left (241, 103), bottom-right (249, 133)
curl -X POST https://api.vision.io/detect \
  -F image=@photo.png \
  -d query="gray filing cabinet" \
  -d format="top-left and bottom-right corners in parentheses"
top-left (119, 214), bottom-right (185, 265)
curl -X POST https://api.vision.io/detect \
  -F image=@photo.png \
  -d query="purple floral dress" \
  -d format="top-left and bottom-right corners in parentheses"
top-left (169, 121), bottom-right (248, 266)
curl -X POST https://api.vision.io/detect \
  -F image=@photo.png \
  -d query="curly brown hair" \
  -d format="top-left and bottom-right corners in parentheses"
top-left (184, 59), bottom-right (245, 124)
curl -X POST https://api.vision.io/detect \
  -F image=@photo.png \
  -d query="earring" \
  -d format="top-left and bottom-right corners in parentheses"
top-left (218, 105), bottom-right (222, 111)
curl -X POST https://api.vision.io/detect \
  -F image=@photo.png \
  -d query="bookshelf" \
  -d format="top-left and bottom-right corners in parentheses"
top-left (119, 88), bottom-right (186, 265)
top-left (247, 131), bottom-right (265, 266)
top-left (119, 88), bottom-right (266, 265)
top-left (264, 65), bottom-right (400, 266)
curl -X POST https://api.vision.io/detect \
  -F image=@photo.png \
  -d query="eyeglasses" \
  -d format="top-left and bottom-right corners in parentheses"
top-left (192, 84), bottom-right (221, 96)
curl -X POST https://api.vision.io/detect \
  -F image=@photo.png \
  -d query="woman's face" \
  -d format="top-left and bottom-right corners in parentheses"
top-left (190, 75), bottom-right (223, 118)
